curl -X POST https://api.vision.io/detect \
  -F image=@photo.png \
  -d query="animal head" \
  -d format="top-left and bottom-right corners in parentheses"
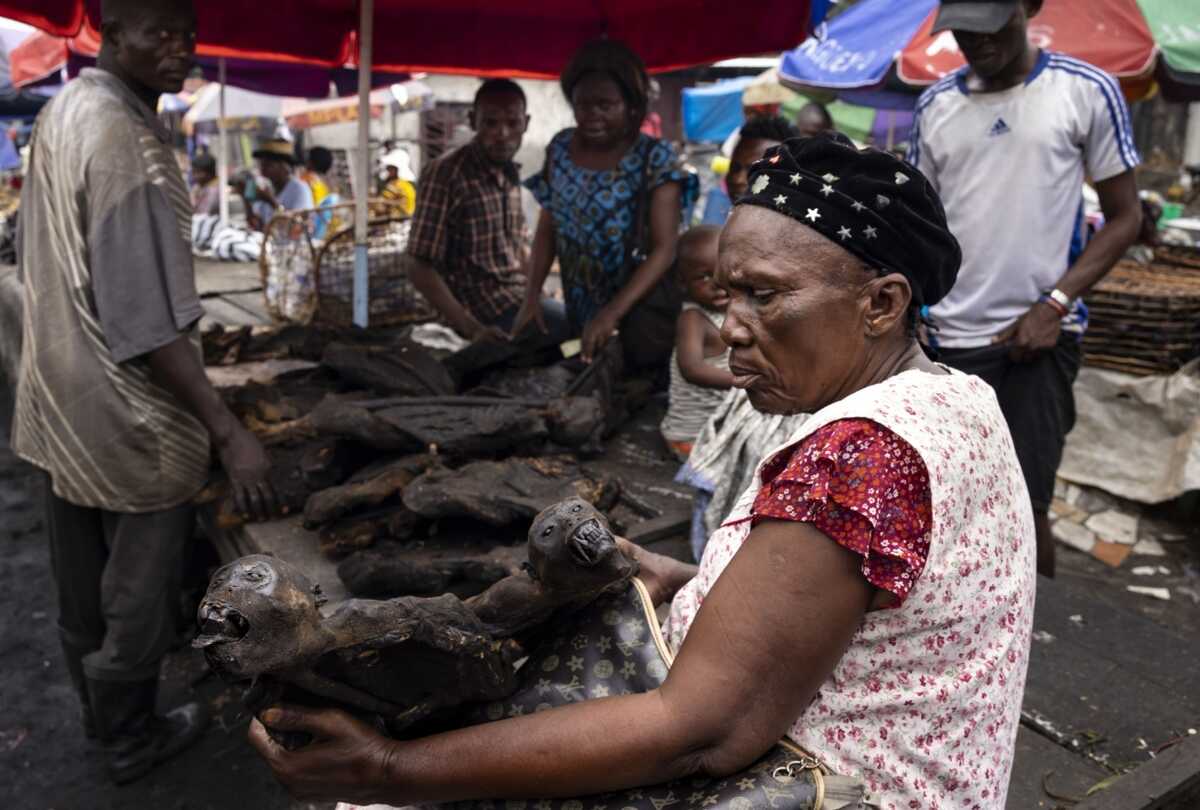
top-left (527, 498), bottom-right (637, 594)
top-left (193, 555), bottom-right (328, 680)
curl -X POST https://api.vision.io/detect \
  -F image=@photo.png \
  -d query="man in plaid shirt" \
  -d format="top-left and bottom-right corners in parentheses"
top-left (407, 79), bottom-right (568, 342)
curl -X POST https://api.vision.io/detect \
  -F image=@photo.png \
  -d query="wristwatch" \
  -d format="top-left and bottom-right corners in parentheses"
top-left (1047, 288), bottom-right (1073, 310)
top-left (1041, 288), bottom-right (1072, 317)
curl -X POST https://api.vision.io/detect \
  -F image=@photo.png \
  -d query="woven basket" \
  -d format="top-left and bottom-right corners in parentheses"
top-left (1081, 259), bottom-right (1200, 375)
top-left (313, 216), bottom-right (437, 329)
top-left (1154, 243), bottom-right (1200, 271)
top-left (258, 200), bottom-right (433, 327)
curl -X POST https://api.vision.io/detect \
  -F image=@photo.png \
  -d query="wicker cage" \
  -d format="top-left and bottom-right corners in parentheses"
top-left (259, 200), bottom-right (435, 327)
top-left (314, 217), bottom-right (437, 329)
top-left (1081, 254), bottom-right (1200, 376)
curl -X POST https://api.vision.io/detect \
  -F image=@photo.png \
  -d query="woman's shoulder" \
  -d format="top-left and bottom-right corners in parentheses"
top-left (540, 129), bottom-right (576, 168)
top-left (854, 366), bottom-right (995, 415)
top-left (525, 130), bottom-right (575, 196)
top-left (797, 370), bottom-right (1006, 464)
top-left (549, 128), bottom-right (575, 150)
top-left (640, 134), bottom-right (679, 167)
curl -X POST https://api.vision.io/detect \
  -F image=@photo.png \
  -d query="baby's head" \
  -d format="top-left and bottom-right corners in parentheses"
top-left (676, 225), bottom-right (726, 311)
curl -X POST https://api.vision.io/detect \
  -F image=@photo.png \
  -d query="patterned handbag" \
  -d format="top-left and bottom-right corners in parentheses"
top-left (441, 579), bottom-right (876, 810)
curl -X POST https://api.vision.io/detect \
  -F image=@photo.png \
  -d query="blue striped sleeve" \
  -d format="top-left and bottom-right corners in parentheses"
top-left (907, 74), bottom-right (959, 178)
top-left (1047, 56), bottom-right (1140, 175)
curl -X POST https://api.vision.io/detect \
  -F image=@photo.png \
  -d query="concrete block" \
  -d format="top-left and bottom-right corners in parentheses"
top-left (1055, 520), bottom-right (1097, 554)
top-left (1085, 510), bottom-right (1139, 545)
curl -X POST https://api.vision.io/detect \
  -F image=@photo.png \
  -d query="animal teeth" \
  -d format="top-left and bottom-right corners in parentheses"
top-left (570, 519), bottom-right (611, 566)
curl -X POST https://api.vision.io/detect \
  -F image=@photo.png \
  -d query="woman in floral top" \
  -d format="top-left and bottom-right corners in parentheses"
top-left (251, 135), bottom-right (1035, 810)
top-left (514, 40), bottom-right (697, 369)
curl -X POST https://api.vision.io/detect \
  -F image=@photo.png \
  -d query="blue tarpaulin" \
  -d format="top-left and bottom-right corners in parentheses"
top-left (0, 130), bottom-right (19, 170)
top-left (682, 76), bottom-right (754, 144)
top-left (809, 0), bottom-right (834, 30)
top-left (780, 0), bottom-right (936, 89)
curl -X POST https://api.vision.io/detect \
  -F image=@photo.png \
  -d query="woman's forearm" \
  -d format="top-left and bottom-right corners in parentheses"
top-left (376, 692), bottom-right (706, 805)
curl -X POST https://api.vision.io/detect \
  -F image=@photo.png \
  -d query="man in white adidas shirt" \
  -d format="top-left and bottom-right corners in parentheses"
top-left (908, 0), bottom-right (1141, 578)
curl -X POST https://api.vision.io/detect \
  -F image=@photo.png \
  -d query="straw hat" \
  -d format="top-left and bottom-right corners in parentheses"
top-left (252, 139), bottom-right (299, 165)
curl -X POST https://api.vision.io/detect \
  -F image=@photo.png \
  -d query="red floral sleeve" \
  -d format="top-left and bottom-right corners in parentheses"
top-left (751, 418), bottom-right (932, 605)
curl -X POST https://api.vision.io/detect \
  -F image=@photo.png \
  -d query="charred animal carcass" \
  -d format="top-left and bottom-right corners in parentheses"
top-left (402, 456), bottom-right (619, 527)
top-left (195, 498), bottom-right (637, 741)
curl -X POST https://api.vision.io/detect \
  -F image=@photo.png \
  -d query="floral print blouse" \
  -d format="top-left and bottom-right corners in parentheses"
top-left (665, 369), bottom-right (1037, 810)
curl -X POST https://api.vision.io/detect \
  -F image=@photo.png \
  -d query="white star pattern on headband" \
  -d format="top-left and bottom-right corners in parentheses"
top-left (820, 184), bottom-right (834, 197)
top-left (773, 194), bottom-right (788, 207)
top-left (851, 200), bottom-right (867, 213)
top-left (894, 172), bottom-right (910, 185)
top-left (751, 175), bottom-right (770, 195)
top-left (789, 173), bottom-right (802, 185)
top-left (805, 208), bottom-right (821, 222)
top-left (838, 226), bottom-right (852, 241)
top-left (864, 226), bottom-right (878, 239)
top-left (822, 173), bottom-right (838, 183)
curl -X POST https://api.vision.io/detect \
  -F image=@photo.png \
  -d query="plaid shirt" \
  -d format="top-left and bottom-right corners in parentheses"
top-left (407, 141), bottom-right (527, 323)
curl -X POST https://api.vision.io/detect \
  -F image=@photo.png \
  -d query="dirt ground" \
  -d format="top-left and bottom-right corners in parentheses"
top-left (0, 391), bottom-right (332, 810)
top-left (4, 382), bottom-right (1199, 810)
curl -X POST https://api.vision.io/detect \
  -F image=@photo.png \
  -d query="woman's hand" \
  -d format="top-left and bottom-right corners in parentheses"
top-left (617, 537), bottom-right (697, 606)
top-left (248, 706), bottom-right (398, 804)
top-left (511, 297), bottom-right (547, 338)
top-left (581, 305), bottom-right (622, 363)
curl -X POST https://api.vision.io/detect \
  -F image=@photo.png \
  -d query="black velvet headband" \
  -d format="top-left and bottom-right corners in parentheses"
top-left (736, 132), bottom-right (962, 309)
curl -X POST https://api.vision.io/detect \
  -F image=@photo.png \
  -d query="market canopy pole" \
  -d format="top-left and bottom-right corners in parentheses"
top-left (218, 57), bottom-right (230, 224)
top-left (353, 0), bottom-right (373, 329)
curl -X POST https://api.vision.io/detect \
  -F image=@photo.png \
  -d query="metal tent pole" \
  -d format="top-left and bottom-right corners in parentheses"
top-left (218, 57), bottom-right (230, 223)
top-left (353, 0), bottom-right (375, 329)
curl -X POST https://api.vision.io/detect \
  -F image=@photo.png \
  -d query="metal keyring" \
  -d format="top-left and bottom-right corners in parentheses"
top-left (772, 757), bottom-right (820, 782)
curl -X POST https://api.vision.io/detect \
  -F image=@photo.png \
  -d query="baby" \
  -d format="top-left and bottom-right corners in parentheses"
top-left (660, 225), bottom-right (733, 460)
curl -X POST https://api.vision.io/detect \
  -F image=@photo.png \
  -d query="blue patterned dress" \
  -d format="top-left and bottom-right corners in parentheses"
top-left (526, 129), bottom-right (698, 330)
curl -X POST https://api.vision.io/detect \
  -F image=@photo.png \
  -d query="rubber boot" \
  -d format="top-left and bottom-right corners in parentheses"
top-left (86, 677), bottom-right (210, 785)
top-left (59, 638), bottom-right (98, 740)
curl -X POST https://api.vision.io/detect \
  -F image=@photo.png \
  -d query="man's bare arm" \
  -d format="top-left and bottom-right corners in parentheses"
top-left (146, 337), bottom-right (276, 520)
top-left (1054, 170), bottom-right (1140, 300)
top-left (406, 255), bottom-right (506, 342)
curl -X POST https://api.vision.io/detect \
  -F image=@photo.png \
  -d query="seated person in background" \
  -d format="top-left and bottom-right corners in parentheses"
top-left (661, 225), bottom-right (731, 461)
top-left (407, 79), bottom-right (569, 343)
top-left (302, 147), bottom-right (340, 239)
top-left (379, 149), bottom-right (417, 216)
top-left (679, 116), bottom-right (803, 557)
top-left (302, 146), bottom-right (334, 207)
top-left (726, 115), bottom-right (801, 204)
top-left (190, 152), bottom-right (220, 216)
top-left (701, 115), bottom-right (800, 225)
top-left (242, 139), bottom-right (314, 231)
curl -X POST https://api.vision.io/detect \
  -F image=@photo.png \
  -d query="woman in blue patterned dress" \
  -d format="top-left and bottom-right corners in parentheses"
top-left (513, 40), bottom-right (698, 370)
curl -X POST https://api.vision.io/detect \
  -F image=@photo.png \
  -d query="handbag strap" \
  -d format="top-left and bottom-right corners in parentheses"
top-left (626, 136), bottom-right (657, 264)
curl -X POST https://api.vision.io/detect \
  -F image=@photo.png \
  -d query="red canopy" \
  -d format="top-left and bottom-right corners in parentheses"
top-left (898, 0), bottom-right (1157, 87)
top-left (0, 0), bottom-right (816, 78)
top-left (8, 23), bottom-right (98, 87)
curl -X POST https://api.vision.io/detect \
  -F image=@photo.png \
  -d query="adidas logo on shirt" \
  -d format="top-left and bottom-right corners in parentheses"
top-left (988, 118), bottom-right (1011, 137)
